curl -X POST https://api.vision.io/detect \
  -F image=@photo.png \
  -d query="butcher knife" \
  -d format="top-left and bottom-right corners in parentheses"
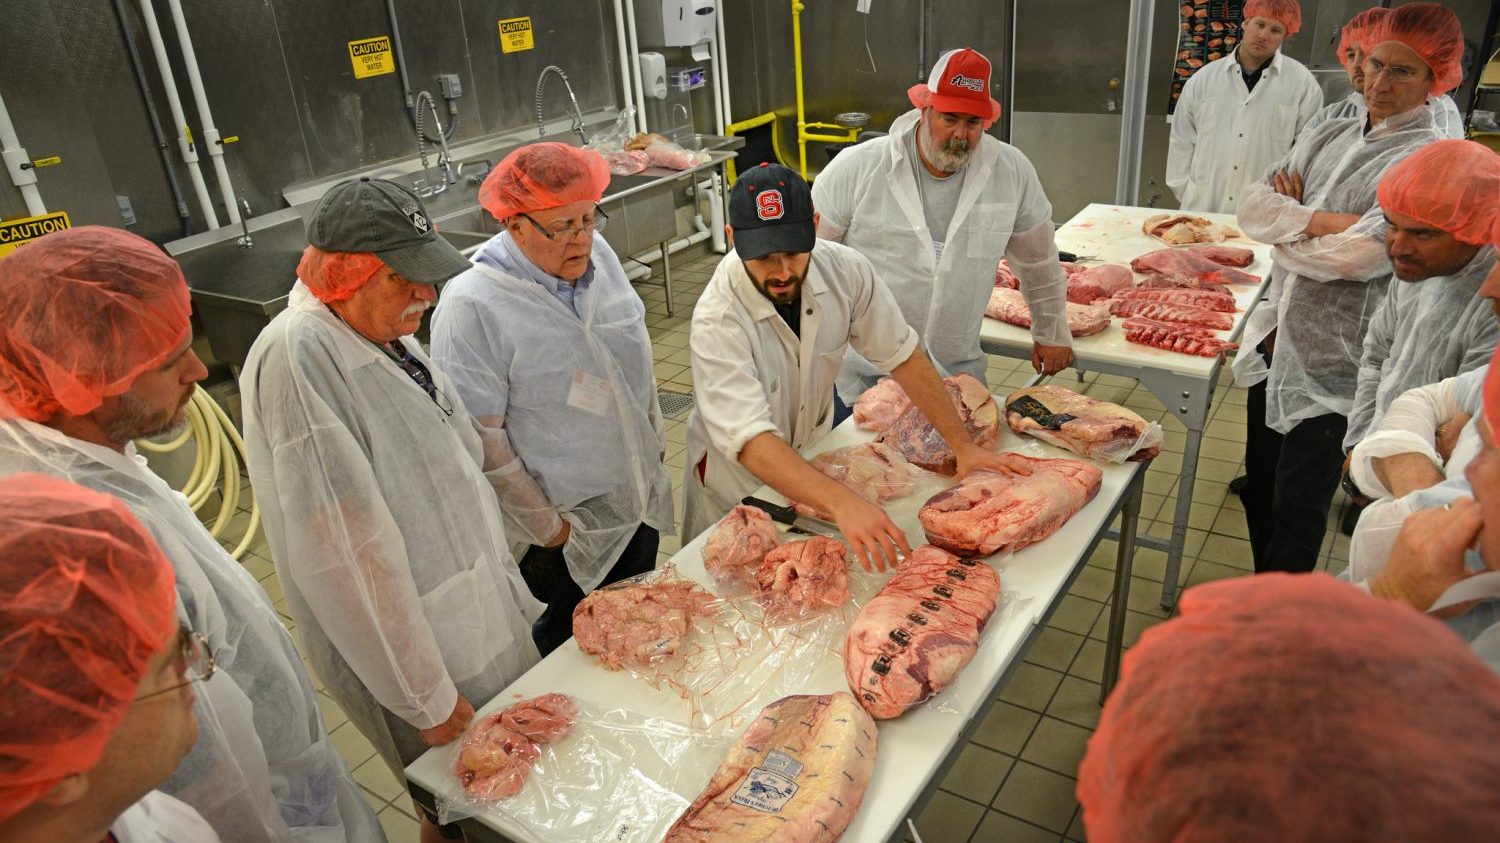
top-left (741, 496), bottom-right (842, 538)
top-left (1057, 250), bottom-right (1099, 263)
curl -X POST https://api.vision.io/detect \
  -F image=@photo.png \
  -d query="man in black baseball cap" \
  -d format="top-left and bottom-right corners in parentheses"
top-left (683, 163), bottom-right (1033, 570)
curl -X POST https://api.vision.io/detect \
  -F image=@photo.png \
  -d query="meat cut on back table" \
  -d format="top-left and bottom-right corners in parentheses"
top-left (1120, 316), bottom-right (1239, 357)
top-left (1109, 286), bottom-right (1237, 312)
top-left (1062, 262), bottom-right (1134, 304)
top-left (918, 455), bottom-right (1103, 557)
top-left (703, 505), bottom-right (782, 585)
top-left (1106, 298), bottom-right (1233, 330)
top-left (993, 259), bottom-right (1019, 289)
top-left (986, 287), bottom-right (1111, 338)
top-left (844, 545), bottom-right (1001, 719)
top-left (1141, 213), bottom-right (1240, 245)
top-left (878, 374), bottom-right (1002, 475)
top-left (1130, 248), bottom-right (1259, 286)
top-left (663, 692), bottom-right (877, 842)
top-left (1005, 385), bottom-right (1162, 463)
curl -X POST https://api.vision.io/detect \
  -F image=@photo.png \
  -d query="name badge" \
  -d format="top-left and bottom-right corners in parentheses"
top-left (566, 370), bottom-right (613, 416)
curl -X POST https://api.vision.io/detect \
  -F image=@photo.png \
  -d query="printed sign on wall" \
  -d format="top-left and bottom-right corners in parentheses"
top-left (348, 35), bottom-right (395, 79)
top-left (498, 17), bottom-right (534, 53)
top-left (0, 211), bottom-right (71, 258)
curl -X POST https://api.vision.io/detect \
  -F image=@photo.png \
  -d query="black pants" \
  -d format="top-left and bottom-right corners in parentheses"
top-left (519, 523), bottom-right (660, 656)
top-left (1238, 378), bottom-right (1348, 573)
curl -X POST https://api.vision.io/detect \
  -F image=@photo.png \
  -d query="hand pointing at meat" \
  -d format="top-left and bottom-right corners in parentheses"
top-left (826, 489), bottom-right (911, 573)
top-left (954, 444), bottom-right (1033, 481)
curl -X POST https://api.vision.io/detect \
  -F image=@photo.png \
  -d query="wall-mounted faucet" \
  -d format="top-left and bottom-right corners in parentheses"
top-left (236, 198), bottom-right (253, 248)
top-left (457, 159), bottom-right (493, 185)
top-left (535, 65), bottom-right (588, 146)
top-left (414, 90), bottom-right (454, 198)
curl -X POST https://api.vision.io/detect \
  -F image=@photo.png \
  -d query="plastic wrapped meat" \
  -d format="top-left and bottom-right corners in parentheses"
top-left (703, 505), bottom-right (781, 585)
top-left (852, 377), bottom-right (911, 432)
top-left (792, 442), bottom-right (919, 520)
top-left (994, 258), bottom-right (1019, 289)
top-left (878, 373), bottom-right (1002, 475)
top-left (499, 692), bottom-right (578, 744)
top-left (455, 694), bottom-right (577, 800)
top-left (644, 141), bottom-right (711, 170)
top-left (987, 287), bottom-right (1111, 338)
top-left (845, 546), bottom-right (1000, 719)
top-left (572, 577), bottom-right (716, 671)
top-left (918, 455), bottom-right (1103, 557)
top-left (1062, 263), bottom-right (1134, 304)
top-left (1141, 213), bottom-right (1240, 244)
top-left (663, 692), bottom-right (877, 842)
top-left (1005, 385), bottom-right (1163, 463)
top-left (754, 537), bottom-right (850, 621)
top-left (602, 150), bottom-right (650, 175)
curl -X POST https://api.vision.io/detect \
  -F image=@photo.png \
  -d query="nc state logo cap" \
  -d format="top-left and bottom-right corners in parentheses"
top-left (755, 190), bottom-right (785, 221)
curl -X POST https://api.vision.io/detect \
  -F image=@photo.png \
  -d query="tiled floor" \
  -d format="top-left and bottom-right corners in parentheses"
top-left (209, 247), bottom-right (1354, 843)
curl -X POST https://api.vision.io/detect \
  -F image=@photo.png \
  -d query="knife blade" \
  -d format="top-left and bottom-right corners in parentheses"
top-left (741, 496), bottom-right (842, 538)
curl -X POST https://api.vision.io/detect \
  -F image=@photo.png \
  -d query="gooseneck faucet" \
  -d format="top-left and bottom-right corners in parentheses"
top-left (535, 65), bottom-right (588, 145)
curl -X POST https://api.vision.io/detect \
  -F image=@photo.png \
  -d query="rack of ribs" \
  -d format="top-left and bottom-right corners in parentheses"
top-left (1121, 316), bottom-right (1240, 357)
top-left (1109, 286), bottom-right (1237, 312)
top-left (1106, 298), bottom-right (1234, 330)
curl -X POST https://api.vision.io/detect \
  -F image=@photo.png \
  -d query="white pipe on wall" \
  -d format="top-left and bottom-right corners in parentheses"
top-left (164, 0), bottom-right (239, 224)
top-left (138, 0), bottom-right (218, 228)
top-left (0, 90), bottom-right (47, 215)
top-left (612, 0), bottom-right (637, 128)
top-left (1115, 0), bottom-right (1155, 205)
top-left (714, 0), bottom-right (732, 130)
top-left (623, 0), bottom-right (648, 133)
top-left (707, 38), bottom-right (725, 134)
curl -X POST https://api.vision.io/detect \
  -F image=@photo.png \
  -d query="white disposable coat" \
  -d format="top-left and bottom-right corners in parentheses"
top-left (1300, 92), bottom-right (1463, 141)
top-left (0, 419), bottom-right (381, 843)
top-left (1344, 249), bottom-right (1499, 450)
top-left (1167, 50), bottom-right (1323, 214)
top-left (1232, 106), bottom-right (1442, 433)
top-left (112, 790), bottom-right (224, 843)
top-left (241, 282), bottom-right (543, 768)
top-left (682, 242), bottom-right (918, 539)
top-left (430, 233), bottom-right (673, 592)
top-left (812, 108), bottom-right (1068, 403)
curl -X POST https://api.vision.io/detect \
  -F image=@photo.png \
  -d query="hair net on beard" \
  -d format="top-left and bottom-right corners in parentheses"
top-left (296, 246), bottom-right (386, 305)
top-left (1078, 573), bottom-right (1500, 843)
top-left (1244, 0), bottom-right (1302, 37)
top-left (479, 142), bottom-right (611, 221)
top-left (0, 473), bottom-right (178, 823)
top-left (0, 226), bottom-right (191, 423)
top-left (1337, 6), bottom-right (1389, 68)
top-left (1378, 140), bottom-right (1500, 247)
top-left (1361, 2), bottom-right (1465, 96)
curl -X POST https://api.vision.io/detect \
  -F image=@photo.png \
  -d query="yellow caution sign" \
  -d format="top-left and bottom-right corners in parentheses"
top-left (30, 156), bottom-right (62, 168)
top-left (0, 211), bottom-right (71, 258)
top-left (348, 36), bottom-right (395, 79)
top-left (498, 17), bottom-right (534, 53)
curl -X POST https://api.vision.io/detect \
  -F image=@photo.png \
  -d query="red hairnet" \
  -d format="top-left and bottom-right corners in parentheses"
top-left (0, 226), bottom-right (191, 423)
top-left (1362, 2), bottom-right (1465, 96)
top-left (1377, 140), bottom-right (1500, 246)
top-left (1336, 7), bottom-right (1389, 69)
top-left (479, 142), bottom-right (611, 220)
top-left (1243, 0), bottom-right (1302, 37)
top-left (1078, 573), bottom-right (1500, 843)
top-left (296, 246), bottom-right (386, 305)
top-left (0, 473), bottom-right (178, 822)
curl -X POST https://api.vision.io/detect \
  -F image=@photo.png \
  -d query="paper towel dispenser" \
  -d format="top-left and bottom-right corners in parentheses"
top-left (634, 0), bottom-right (716, 48)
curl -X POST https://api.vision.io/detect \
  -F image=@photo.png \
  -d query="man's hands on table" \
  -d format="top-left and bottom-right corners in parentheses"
top-left (955, 444), bottom-right (1033, 481)
top-left (825, 489), bottom-right (911, 574)
top-left (1032, 343), bottom-right (1073, 376)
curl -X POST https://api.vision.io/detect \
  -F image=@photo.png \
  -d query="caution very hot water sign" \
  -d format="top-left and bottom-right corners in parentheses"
top-left (348, 36), bottom-right (395, 79)
top-left (0, 211), bottom-right (71, 258)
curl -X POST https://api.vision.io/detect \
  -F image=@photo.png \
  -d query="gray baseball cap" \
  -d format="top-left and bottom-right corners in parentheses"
top-left (306, 177), bottom-right (471, 284)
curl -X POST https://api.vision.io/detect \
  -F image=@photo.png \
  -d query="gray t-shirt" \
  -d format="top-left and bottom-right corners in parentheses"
top-left (910, 129), bottom-right (966, 262)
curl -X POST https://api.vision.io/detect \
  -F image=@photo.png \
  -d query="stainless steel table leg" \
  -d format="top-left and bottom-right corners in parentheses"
top-left (1102, 469), bottom-right (1144, 702)
top-left (1157, 425), bottom-right (1204, 609)
top-left (660, 239), bottom-right (675, 316)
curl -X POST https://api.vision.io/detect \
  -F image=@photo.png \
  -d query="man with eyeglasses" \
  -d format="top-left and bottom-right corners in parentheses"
top-left (0, 227), bottom-right (381, 842)
top-left (0, 473), bottom-right (220, 842)
top-left (430, 143), bottom-right (672, 657)
top-left (241, 177), bottom-right (543, 843)
top-left (1231, 2), bottom-right (1466, 576)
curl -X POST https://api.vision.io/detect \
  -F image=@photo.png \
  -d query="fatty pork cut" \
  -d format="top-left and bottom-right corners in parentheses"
top-left (1005, 385), bottom-right (1162, 463)
top-left (877, 374), bottom-right (1001, 475)
top-left (455, 694), bottom-right (578, 800)
top-left (755, 537), bottom-right (851, 620)
top-left (793, 442), bottom-right (918, 520)
top-left (703, 504), bottom-right (781, 585)
top-left (986, 287), bottom-right (1111, 338)
top-left (572, 578), bottom-right (716, 670)
top-left (919, 456), bottom-right (1103, 557)
top-left (851, 377), bottom-right (911, 432)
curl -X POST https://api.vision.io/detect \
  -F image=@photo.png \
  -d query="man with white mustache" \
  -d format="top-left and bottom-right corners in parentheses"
top-left (812, 47), bottom-right (1074, 417)
top-left (240, 177), bottom-right (543, 843)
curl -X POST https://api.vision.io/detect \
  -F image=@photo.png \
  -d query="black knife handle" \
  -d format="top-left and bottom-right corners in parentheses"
top-left (741, 496), bottom-right (798, 525)
top-left (1058, 250), bottom-right (1079, 263)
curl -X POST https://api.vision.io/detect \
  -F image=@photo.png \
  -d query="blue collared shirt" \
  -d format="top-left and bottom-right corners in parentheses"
top-left (476, 231), bottom-right (594, 318)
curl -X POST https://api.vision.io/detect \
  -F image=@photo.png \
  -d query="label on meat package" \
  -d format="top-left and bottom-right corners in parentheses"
top-left (1006, 395), bottom-right (1077, 431)
top-left (731, 766), bottom-right (800, 814)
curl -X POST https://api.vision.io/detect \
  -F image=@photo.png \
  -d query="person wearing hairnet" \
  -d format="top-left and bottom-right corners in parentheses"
top-left (1166, 0), bottom-right (1322, 214)
top-left (240, 177), bottom-right (542, 843)
top-left (812, 46), bottom-right (1074, 406)
top-left (1231, 3), bottom-right (1464, 574)
top-left (0, 227), bottom-right (382, 843)
top-left (1298, 7), bottom-right (1464, 141)
top-left (0, 473), bottom-right (217, 843)
top-left (1077, 572), bottom-right (1500, 842)
top-left (430, 144), bottom-right (672, 657)
top-left (684, 163), bottom-right (1033, 566)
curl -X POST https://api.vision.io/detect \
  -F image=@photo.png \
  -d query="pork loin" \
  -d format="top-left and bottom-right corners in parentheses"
top-left (703, 505), bottom-right (782, 585)
top-left (845, 545), bottom-right (1000, 719)
top-left (1063, 262), bottom-right (1134, 304)
top-left (663, 693), bottom-right (877, 842)
top-left (1005, 385), bottom-right (1162, 463)
top-left (1130, 248), bottom-right (1259, 286)
top-left (918, 456), bottom-right (1103, 557)
top-left (986, 287), bottom-right (1111, 338)
top-left (877, 374), bottom-right (1001, 475)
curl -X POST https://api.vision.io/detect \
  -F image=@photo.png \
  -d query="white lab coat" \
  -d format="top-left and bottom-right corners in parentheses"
top-left (112, 790), bottom-right (223, 843)
top-left (1167, 50), bottom-right (1323, 214)
top-left (1344, 249), bottom-right (1499, 450)
top-left (681, 241), bottom-right (918, 540)
top-left (1301, 92), bottom-right (1465, 141)
top-left (1232, 106), bottom-right (1442, 433)
top-left (241, 281), bottom-right (543, 778)
top-left (431, 233), bottom-right (673, 592)
top-left (0, 420), bottom-right (381, 843)
top-left (812, 108), bottom-right (1068, 403)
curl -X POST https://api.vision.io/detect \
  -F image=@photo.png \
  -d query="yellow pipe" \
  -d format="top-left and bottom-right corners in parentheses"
top-left (792, 0), bottom-right (808, 177)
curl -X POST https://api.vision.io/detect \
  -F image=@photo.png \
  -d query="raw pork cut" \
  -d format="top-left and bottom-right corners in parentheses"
top-left (878, 374), bottom-right (1001, 475)
top-left (572, 578), bottom-right (716, 670)
top-left (1110, 286), bottom-right (1237, 313)
top-left (1179, 244), bottom-right (1254, 267)
top-left (844, 545), bottom-right (1000, 719)
top-left (601, 150), bottom-right (650, 175)
top-left (1005, 385), bottom-right (1163, 463)
top-left (703, 505), bottom-right (781, 585)
top-left (1062, 263), bottom-right (1134, 304)
top-left (986, 287), bottom-right (1111, 338)
top-left (994, 258), bottom-right (1019, 289)
top-left (498, 693), bottom-right (577, 743)
top-left (1106, 298), bottom-right (1233, 330)
top-left (755, 537), bottom-right (851, 620)
top-left (1141, 213), bottom-right (1240, 244)
top-left (851, 377), bottom-right (910, 432)
top-left (663, 692), bottom-right (877, 842)
top-left (455, 694), bottom-right (577, 800)
top-left (793, 442), bottom-right (918, 520)
top-left (919, 456), bottom-right (1102, 557)
top-left (1130, 248), bottom-right (1259, 286)
top-left (1121, 316), bottom-right (1239, 357)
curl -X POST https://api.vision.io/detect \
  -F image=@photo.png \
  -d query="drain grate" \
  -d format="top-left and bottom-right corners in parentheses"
top-left (657, 389), bottom-right (695, 419)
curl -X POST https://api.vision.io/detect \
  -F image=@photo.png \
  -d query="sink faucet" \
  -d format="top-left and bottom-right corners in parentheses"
top-left (671, 103), bottom-right (691, 142)
top-left (414, 90), bottom-right (454, 198)
top-left (457, 158), bottom-right (493, 185)
top-left (535, 65), bottom-right (588, 146)
top-left (236, 198), bottom-right (253, 248)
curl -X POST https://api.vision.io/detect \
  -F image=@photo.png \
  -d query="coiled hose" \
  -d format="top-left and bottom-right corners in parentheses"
top-left (136, 385), bottom-right (261, 560)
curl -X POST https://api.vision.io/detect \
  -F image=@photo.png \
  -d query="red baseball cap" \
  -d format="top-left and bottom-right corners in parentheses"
top-left (907, 48), bottom-right (1001, 127)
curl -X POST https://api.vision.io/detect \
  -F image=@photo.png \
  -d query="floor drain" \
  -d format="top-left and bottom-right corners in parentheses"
top-left (658, 389), bottom-right (695, 419)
